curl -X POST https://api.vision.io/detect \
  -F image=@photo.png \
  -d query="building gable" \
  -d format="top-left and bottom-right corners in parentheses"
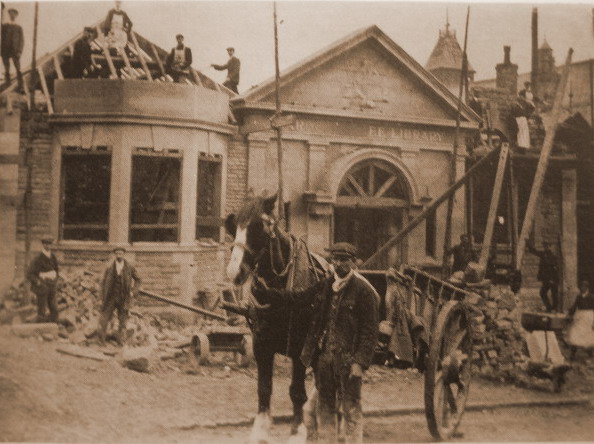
top-left (239, 26), bottom-right (480, 125)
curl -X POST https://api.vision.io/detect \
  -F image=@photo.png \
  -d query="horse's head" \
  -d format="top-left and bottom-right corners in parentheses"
top-left (225, 193), bottom-right (278, 285)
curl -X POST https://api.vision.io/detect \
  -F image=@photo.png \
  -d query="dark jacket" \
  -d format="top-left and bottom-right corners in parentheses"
top-left (101, 260), bottom-right (141, 306)
top-left (260, 273), bottom-right (379, 370)
top-left (165, 46), bottom-right (192, 72)
top-left (213, 56), bottom-right (240, 84)
top-left (447, 243), bottom-right (476, 273)
top-left (1, 22), bottom-right (24, 57)
top-left (27, 252), bottom-right (59, 294)
top-left (70, 37), bottom-right (92, 78)
top-left (527, 245), bottom-right (559, 282)
top-left (102, 9), bottom-right (133, 35)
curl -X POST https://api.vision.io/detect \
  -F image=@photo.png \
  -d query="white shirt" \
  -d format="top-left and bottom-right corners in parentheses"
top-left (115, 260), bottom-right (124, 275)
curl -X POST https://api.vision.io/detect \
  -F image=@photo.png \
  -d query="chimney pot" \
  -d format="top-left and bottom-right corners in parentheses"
top-left (504, 46), bottom-right (511, 64)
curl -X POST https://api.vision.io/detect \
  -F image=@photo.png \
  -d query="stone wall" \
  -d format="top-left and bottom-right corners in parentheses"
top-left (467, 285), bottom-right (527, 376)
top-left (225, 135), bottom-right (249, 215)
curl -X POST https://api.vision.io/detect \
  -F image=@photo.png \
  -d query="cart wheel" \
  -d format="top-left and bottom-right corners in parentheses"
top-left (191, 333), bottom-right (210, 365)
top-left (236, 334), bottom-right (254, 368)
top-left (424, 301), bottom-right (473, 441)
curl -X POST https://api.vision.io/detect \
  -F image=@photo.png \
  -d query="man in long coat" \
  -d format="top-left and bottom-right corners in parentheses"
top-left (98, 247), bottom-right (141, 345)
top-left (27, 237), bottom-right (59, 322)
top-left (254, 242), bottom-right (379, 443)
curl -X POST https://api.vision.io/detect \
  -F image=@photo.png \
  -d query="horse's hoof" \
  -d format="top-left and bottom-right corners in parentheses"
top-left (249, 412), bottom-right (272, 444)
top-left (287, 423), bottom-right (307, 444)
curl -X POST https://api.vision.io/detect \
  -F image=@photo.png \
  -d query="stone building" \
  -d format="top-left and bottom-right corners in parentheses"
top-left (230, 25), bottom-right (480, 269)
top-left (0, 23), bottom-right (236, 304)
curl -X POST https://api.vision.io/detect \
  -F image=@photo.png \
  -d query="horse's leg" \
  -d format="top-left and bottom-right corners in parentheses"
top-left (289, 356), bottom-right (307, 434)
top-left (250, 338), bottom-right (274, 444)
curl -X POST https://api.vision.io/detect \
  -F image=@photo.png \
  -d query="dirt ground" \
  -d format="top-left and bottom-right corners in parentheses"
top-left (1, 324), bottom-right (593, 443)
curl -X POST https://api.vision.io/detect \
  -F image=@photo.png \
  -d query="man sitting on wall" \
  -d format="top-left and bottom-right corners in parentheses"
top-left (98, 247), bottom-right (142, 345)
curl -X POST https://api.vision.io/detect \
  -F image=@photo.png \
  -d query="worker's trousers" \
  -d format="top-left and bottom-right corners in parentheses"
top-left (314, 350), bottom-right (363, 443)
top-left (98, 296), bottom-right (129, 344)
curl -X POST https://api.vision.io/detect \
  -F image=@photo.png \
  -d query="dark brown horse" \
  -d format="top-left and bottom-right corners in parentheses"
top-left (225, 194), bottom-right (326, 443)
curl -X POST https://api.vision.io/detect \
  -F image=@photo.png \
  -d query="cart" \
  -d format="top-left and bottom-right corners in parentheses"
top-left (362, 265), bottom-right (475, 441)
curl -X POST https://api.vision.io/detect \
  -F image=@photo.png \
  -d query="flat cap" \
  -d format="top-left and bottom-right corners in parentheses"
top-left (226, 46), bottom-right (234, 51)
top-left (325, 242), bottom-right (357, 258)
top-left (7, 8), bottom-right (18, 14)
top-left (176, 33), bottom-right (184, 39)
top-left (41, 237), bottom-right (54, 244)
top-left (112, 246), bottom-right (126, 252)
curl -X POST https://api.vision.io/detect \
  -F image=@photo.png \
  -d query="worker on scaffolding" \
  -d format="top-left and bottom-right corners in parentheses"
top-left (527, 241), bottom-right (560, 313)
top-left (211, 47), bottom-right (240, 93)
top-left (102, 1), bottom-right (132, 52)
top-left (1, 6), bottom-right (24, 92)
top-left (165, 34), bottom-right (192, 83)
top-left (446, 234), bottom-right (477, 274)
top-left (70, 27), bottom-right (98, 79)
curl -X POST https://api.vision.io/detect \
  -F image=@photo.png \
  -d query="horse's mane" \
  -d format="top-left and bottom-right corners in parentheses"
top-left (236, 196), bottom-right (267, 227)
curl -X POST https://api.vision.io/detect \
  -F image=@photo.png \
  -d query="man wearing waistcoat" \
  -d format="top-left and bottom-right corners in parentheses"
top-left (27, 237), bottom-right (60, 323)
top-left (98, 247), bottom-right (141, 345)
top-left (254, 242), bottom-right (379, 443)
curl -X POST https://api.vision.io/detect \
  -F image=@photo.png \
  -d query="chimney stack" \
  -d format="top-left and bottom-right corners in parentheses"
top-left (531, 8), bottom-right (539, 97)
top-left (496, 46), bottom-right (518, 96)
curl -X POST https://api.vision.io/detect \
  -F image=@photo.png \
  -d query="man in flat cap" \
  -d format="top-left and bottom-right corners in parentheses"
top-left (1, 7), bottom-right (24, 91)
top-left (211, 47), bottom-right (240, 93)
top-left (98, 247), bottom-right (141, 345)
top-left (70, 27), bottom-right (97, 79)
top-left (27, 238), bottom-right (60, 322)
top-left (165, 34), bottom-right (192, 83)
top-left (254, 242), bottom-right (379, 443)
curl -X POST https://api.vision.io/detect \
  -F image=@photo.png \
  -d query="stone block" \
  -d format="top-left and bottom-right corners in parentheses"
top-left (121, 345), bottom-right (156, 373)
top-left (496, 319), bottom-right (513, 330)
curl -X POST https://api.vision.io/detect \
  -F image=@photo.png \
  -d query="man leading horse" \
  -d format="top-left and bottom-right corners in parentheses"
top-left (254, 242), bottom-right (379, 443)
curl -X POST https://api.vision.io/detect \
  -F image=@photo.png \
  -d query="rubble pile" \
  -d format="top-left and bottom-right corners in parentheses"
top-left (2, 272), bottom-right (248, 371)
top-left (466, 285), bottom-right (528, 378)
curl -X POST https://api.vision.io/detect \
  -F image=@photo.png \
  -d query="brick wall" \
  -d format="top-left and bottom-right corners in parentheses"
top-left (16, 112), bottom-right (53, 248)
top-left (225, 135), bottom-right (248, 215)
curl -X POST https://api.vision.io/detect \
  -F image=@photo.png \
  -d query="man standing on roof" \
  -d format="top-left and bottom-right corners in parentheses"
top-left (1, 7), bottom-right (24, 92)
top-left (165, 34), bottom-right (192, 83)
top-left (70, 27), bottom-right (97, 79)
top-left (211, 47), bottom-right (240, 93)
top-left (102, 1), bottom-right (132, 51)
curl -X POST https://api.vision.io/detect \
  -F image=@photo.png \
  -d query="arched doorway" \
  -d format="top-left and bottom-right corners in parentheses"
top-left (334, 159), bottom-right (410, 268)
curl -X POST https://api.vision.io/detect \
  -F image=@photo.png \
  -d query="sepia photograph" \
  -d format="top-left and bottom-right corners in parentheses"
top-left (1, 0), bottom-right (594, 442)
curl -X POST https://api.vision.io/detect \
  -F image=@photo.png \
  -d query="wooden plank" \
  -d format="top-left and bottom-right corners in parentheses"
top-left (375, 175), bottom-right (397, 197)
top-left (191, 69), bottom-right (203, 87)
top-left (56, 344), bottom-right (110, 362)
top-left (131, 32), bottom-right (152, 81)
top-left (362, 147), bottom-right (501, 268)
top-left (53, 56), bottom-right (64, 80)
top-left (508, 157), bottom-right (519, 267)
top-left (119, 46), bottom-right (135, 78)
top-left (478, 143), bottom-right (510, 270)
top-left (139, 289), bottom-right (227, 321)
top-left (96, 26), bottom-right (118, 78)
top-left (150, 43), bottom-right (166, 77)
top-left (516, 49), bottom-right (573, 269)
top-left (347, 175), bottom-right (367, 196)
top-left (37, 67), bottom-right (54, 114)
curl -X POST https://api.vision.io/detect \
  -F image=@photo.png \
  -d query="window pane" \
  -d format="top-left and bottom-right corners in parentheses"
top-left (130, 155), bottom-right (181, 242)
top-left (61, 152), bottom-right (111, 241)
top-left (196, 156), bottom-right (221, 241)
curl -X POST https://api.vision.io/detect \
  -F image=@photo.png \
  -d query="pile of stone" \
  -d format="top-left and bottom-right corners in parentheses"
top-left (465, 284), bottom-right (528, 378)
top-left (1, 271), bottom-right (243, 373)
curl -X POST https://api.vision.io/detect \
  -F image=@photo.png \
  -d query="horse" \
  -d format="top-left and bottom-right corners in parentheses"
top-left (225, 193), bottom-right (326, 443)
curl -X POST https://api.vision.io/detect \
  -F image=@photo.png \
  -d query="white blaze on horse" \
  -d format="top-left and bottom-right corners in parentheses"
top-left (225, 194), bottom-right (326, 443)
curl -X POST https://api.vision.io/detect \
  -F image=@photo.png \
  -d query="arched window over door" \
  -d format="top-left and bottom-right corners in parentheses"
top-left (334, 159), bottom-right (411, 268)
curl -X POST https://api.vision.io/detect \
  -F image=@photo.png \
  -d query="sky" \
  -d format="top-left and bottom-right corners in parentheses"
top-left (3, 1), bottom-right (594, 93)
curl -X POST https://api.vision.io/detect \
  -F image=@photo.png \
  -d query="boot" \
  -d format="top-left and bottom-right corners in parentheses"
top-left (117, 326), bottom-right (127, 346)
